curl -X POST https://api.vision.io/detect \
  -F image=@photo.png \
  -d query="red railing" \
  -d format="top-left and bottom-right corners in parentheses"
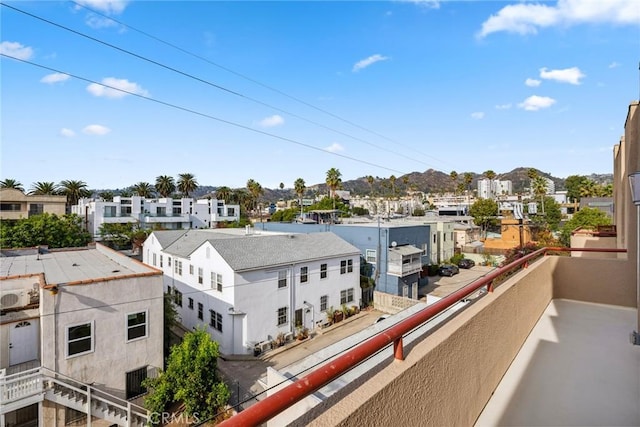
top-left (218, 247), bottom-right (626, 427)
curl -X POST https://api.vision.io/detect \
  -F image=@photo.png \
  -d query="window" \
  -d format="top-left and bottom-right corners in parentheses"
top-left (433, 234), bottom-right (437, 244)
top-left (177, 261), bottom-right (183, 275)
top-left (340, 288), bottom-right (354, 305)
top-left (198, 267), bottom-right (203, 284)
top-left (190, 264), bottom-right (194, 275)
top-left (209, 310), bottom-right (223, 332)
top-left (67, 322), bottom-right (93, 357)
top-left (347, 259), bottom-right (353, 273)
top-left (211, 272), bottom-right (216, 289)
top-left (168, 257), bottom-right (172, 267)
top-left (126, 311), bottom-right (147, 341)
top-left (278, 270), bottom-right (287, 288)
top-left (188, 298), bottom-right (194, 309)
top-left (198, 303), bottom-right (203, 320)
top-left (277, 307), bottom-right (288, 326)
top-left (300, 266), bottom-right (308, 283)
top-left (126, 367), bottom-right (147, 400)
top-left (320, 295), bottom-right (328, 312)
top-left (216, 274), bottom-right (223, 292)
top-left (403, 284), bottom-right (409, 298)
top-left (28, 203), bottom-right (44, 216)
top-left (174, 290), bottom-right (183, 307)
top-left (0, 203), bottom-right (21, 211)
top-left (340, 260), bottom-right (347, 274)
top-left (167, 286), bottom-right (172, 295)
top-left (366, 250), bottom-right (377, 263)
top-left (160, 255), bottom-right (163, 268)
top-left (152, 253), bottom-right (157, 266)
top-left (320, 263), bottom-right (327, 279)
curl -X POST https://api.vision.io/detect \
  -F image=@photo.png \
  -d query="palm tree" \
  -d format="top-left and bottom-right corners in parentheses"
top-left (366, 175), bottom-right (375, 195)
top-left (449, 171), bottom-right (458, 193)
top-left (29, 181), bottom-right (58, 195)
top-left (279, 182), bottom-right (284, 191)
top-left (177, 173), bottom-right (198, 197)
top-left (484, 170), bottom-right (496, 181)
top-left (463, 172), bottom-right (473, 207)
top-left (0, 179), bottom-right (24, 192)
top-left (402, 176), bottom-right (409, 194)
top-left (389, 175), bottom-right (397, 198)
top-left (294, 178), bottom-right (306, 218)
top-left (532, 176), bottom-right (548, 214)
top-left (59, 179), bottom-right (91, 209)
top-left (155, 175), bottom-right (176, 198)
top-left (325, 168), bottom-right (342, 209)
top-left (132, 182), bottom-right (155, 198)
top-left (232, 188), bottom-right (252, 214)
top-left (246, 179), bottom-right (264, 214)
top-left (99, 191), bottom-right (114, 202)
top-left (215, 186), bottom-right (232, 203)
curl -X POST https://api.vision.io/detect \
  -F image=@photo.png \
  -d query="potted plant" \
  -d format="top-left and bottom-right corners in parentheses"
top-left (341, 304), bottom-right (350, 318)
top-left (326, 306), bottom-right (335, 325)
top-left (276, 332), bottom-right (286, 347)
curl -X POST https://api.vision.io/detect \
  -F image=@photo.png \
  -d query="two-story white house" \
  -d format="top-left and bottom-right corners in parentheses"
top-left (0, 244), bottom-right (164, 427)
top-left (73, 196), bottom-right (240, 241)
top-left (143, 229), bottom-right (361, 355)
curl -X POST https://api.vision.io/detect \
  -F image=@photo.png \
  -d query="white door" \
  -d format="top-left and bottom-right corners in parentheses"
top-left (9, 321), bottom-right (38, 365)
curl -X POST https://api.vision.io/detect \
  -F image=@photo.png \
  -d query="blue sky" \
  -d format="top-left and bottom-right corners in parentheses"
top-left (1, 0), bottom-right (639, 191)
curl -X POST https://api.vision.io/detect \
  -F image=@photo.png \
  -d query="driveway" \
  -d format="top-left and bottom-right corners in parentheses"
top-left (422, 265), bottom-right (497, 298)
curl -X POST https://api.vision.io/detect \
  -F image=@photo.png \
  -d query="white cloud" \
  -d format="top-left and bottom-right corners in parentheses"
top-left (59, 128), bottom-right (76, 137)
top-left (352, 54), bottom-right (390, 72)
top-left (518, 95), bottom-right (556, 111)
top-left (325, 143), bottom-right (345, 153)
top-left (74, 0), bottom-right (129, 15)
top-left (83, 124), bottom-right (111, 135)
top-left (0, 41), bottom-right (33, 60)
top-left (608, 62), bottom-right (620, 69)
top-left (41, 73), bottom-right (70, 84)
top-left (525, 78), bottom-right (541, 87)
top-left (397, 0), bottom-right (440, 9)
top-left (258, 115), bottom-right (284, 127)
top-left (539, 67), bottom-right (585, 85)
top-left (477, 0), bottom-right (639, 38)
top-left (86, 77), bottom-right (149, 99)
top-left (471, 112), bottom-right (485, 119)
top-left (495, 103), bottom-right (512, 110)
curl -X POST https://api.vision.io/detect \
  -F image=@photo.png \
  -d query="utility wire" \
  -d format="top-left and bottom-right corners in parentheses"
top-left (1, 53), bottom-right (408, 176)
top-left (2, 2), bottom-right (449, 171)
top-left (69, 0), bottom-right (452, 168)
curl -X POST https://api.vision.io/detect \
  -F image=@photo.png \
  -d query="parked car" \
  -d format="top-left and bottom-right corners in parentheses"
top-left (458, 258), bottom-right (475, 269)
top-left (373, 314), bottom-right (390, 325)
top-left (438, 264), bottom-right (460, 277)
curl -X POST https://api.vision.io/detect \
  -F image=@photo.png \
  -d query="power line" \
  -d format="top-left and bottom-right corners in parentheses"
top-left (1, 53), bottom-right (408, 176)
top-left (68, 0), bottom-right (452, 168)
top-left (2, 2), bottom-right (450, 171)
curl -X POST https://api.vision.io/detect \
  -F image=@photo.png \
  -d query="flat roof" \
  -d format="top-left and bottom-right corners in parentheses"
top-left (0, 245), bottom-right (158, 284)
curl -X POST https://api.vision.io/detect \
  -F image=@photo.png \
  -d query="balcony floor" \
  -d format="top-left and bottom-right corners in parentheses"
top-left (475, 299), bottom-right (640, 427)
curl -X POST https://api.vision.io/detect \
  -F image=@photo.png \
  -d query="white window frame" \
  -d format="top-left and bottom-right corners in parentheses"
top-left (347, 259), bottom-right (353, 273)
top-left (209, 309), bottom-right (223, 332)
top-left (365, 249), bottom-right (377, 263)
top-left (277, 307), bottom-right (288, 326)
top-left (66, 321), bottom-right (94, 358)
top-left (300, 266), bottom-right (308, 283)
top-left (216, 273), bottom-right (223, 292)
top-left (278, 270), bottom-right (287, 288)
top-left (340, 260), bottom-right (347, 274)
top-left (340, 288), bottom-right (354, 305)
top-left (126, 310), bottom-right (148, 342)
top-left (320, 295), bottom-right (328, 312)
top-left (198, 267), bottom-right (203, 284)
top-left (320, 263), bottom-right (328, 279)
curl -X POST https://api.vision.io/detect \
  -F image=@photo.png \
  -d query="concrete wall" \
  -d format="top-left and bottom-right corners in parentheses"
top-left (299, 252), bottom-right (635, 427)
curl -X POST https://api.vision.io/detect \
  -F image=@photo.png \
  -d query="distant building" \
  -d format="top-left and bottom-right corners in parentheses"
top-left (0, 188), bottom-right (66, 221)
top-left (73, 196), bottom-right (240, 240)
top-left (477, 179), bottom-right (513, 199)
top-left (579, 197), bottom-right (614, 219)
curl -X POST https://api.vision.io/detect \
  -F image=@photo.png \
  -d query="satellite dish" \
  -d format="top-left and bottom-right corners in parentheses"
top-left (391, 241), bottom-right (397, 247)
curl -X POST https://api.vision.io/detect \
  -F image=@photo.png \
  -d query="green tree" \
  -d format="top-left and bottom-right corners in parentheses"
top-left (366, 175), bottom-right (375, 195)
top-left (163, 292), bottom-right (179, 362)
top-left (532, 176), bottom-right (548, 214)
top-left (559, 207), bottom-right (612, 247)
top-left (271, 208), bottom-right (298, 222)
top-left (59, 179), bottom-right (91, 209)
top-left (98, 222), bottom-right (150, 250)
top-left (246, 179), bottom-right (264, 214)
top-left (449, 171), bottom-right (458, 192)
top-left (99, 191), bottom-right (114, 202)
top-left (143, 328), bottom-right (229, 419)
top-left (389, 175), bottom-right (397, 198)
top-left (28, 181), bottom-right (58, 195)
top-left (177, 173), bottom-right (198, 197)
top-left (155, 175), bottom-right (176, 198)
top-left (325, 168), bottom-right (342, 209)
top-left (0, 179), bottom-right (24, 192)
top-left (483, 170), bottom-right (497, 181)
top-left (294, 178), bottom-right (306, 218)
top-left (0, 213), bottom-right (91, 248)
top-left (279, 182), bottom-right (284, 191)
top-left (468, 198), bottom-right (498, 238)
top-left (131, 182), bottom-right (155, 198)
top-left (564, 175), bottom-right (588, 202)
top-left (529, 196), bottom-right (562, 232)
top-left (215, 186), bottom-right (232, 203)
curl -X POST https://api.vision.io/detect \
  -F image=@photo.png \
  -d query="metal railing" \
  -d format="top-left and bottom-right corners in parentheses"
top-left (218, 247), bottom-right (627, 426)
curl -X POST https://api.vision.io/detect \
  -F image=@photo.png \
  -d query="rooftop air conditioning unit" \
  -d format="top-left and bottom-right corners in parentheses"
top-left (0, 290), bottom-right (28, 310)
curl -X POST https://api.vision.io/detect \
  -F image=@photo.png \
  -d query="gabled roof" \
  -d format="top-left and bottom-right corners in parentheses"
top-left (156, 230), bottom-right (361, 272)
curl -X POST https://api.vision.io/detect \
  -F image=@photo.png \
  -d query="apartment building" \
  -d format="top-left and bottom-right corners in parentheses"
top-left (0, 244), bottom-right (164, 426)
top-left (73, 195), bottom-right (240, 240)
top-left (0, 188), bottom-right (67, 221)
top-left (143, 229), bottom-right (361, 355)
top-left (477, 178), bottom-right (513, 199)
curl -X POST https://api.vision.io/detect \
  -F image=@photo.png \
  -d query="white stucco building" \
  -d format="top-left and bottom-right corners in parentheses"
top-left (143, 229), bottom-right (361, 355)
top-left (73, 196), bottom-right (240, 240)
top-left (0, 244), bottom-right (164, 426)
top-left (477, 179), bottom-right (513, 199)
